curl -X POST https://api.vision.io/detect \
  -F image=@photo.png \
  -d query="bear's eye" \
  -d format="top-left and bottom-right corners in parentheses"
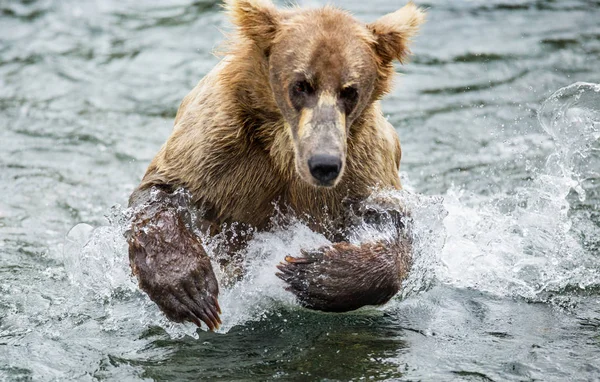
top-left (292, 80), bottom-right (314, 96)
top-left (340, 86), bottom-right (359, 114)
top-left (289, 80), bottom-right (315, 111)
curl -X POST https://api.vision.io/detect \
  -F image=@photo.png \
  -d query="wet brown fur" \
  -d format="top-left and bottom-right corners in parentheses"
top-left (140, 1), bottom-right (425, 231)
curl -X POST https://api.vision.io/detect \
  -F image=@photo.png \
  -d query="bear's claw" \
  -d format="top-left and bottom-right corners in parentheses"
top-left (166, 283), bottom-right (221, 330)
top-left (283, 255), bottom-right (314, 264)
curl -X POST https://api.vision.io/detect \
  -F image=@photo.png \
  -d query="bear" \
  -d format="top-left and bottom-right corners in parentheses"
top-left (126, 0), bottom-right (425, 331)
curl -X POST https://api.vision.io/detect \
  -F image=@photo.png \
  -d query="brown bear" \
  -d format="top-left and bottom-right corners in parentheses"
top-left (126, 0), bottom-right (425, 331)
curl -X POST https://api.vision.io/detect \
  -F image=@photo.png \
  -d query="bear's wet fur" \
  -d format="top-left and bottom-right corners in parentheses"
top-left (127, 0), bottom-right (425, 330)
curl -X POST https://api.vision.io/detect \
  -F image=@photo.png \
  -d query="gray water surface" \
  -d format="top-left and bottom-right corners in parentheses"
top-left (1, 0), bottom-right (600, 381)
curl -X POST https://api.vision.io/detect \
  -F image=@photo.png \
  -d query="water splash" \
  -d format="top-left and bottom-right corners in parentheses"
top-left (60, 190), bottom-right (447, 336)
top-left (539, 82), bottom-right (600, 200)
top-left (438, 82), bottom-right (600, 300)
top-left (60, 82), bottom-right (600, 338)
top-left (215, 221), bottom-right (324, 332)
top-left (63, 208), bottom-right (202, 339)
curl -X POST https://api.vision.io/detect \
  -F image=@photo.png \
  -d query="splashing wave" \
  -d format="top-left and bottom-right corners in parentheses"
top-left (62, 82), bottom-right (600, 337)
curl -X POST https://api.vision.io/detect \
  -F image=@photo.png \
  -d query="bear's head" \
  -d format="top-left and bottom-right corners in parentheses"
top-left (226, 0), bottom-right (425, 188)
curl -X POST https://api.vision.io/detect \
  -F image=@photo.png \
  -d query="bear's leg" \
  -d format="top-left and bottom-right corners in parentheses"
top-left (276, 200), bottom-right (412, 312)
top-left (126, 186), bottom-right (221, 330)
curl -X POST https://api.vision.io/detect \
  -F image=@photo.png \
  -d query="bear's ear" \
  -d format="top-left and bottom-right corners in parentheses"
top-left (367, 2), bottom-right (426, 64)
top-left (225, 0), bottom-right (281, 53)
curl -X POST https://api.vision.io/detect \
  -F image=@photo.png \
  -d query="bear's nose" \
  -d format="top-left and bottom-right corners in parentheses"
top-left (308, 155), bottom-right (342, 185)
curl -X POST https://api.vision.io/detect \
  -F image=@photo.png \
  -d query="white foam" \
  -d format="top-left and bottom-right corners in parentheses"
top-left (437, 82), bottom-right (600, 299)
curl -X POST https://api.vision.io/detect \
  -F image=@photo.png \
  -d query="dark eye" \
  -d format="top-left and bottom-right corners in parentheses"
top-left (289, 80), bottom-right (315, 111)
top-left (292, 80), bottom-right (314, 96)
top-left (340, 86), bottom-right (359, 113)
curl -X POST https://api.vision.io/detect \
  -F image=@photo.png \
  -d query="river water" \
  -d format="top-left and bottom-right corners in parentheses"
top-left (1, 0), bottom-right (599, 381)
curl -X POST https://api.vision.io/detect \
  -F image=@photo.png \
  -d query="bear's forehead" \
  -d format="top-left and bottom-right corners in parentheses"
top-left (281, 8), bottom-right (372, 44)
top-left (274, 10), bottom-right (375, 86)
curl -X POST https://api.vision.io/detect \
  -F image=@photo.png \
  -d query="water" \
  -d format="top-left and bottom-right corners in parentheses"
top-left (1, 0), bottom-right (599, 380)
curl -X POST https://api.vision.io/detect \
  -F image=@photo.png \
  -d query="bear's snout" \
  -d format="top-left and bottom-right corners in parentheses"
top-left (308, 154), bottom-right (342, 186)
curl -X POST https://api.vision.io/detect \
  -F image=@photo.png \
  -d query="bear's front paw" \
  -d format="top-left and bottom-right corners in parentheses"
top-left (143, 259), bottom-right (221, 331)
top-left (128, 209), bottom-right (221, 330)
top-left (276, 242), bottom-right (404, 312)
top-left (131, 242), bottom-right (222, 330)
